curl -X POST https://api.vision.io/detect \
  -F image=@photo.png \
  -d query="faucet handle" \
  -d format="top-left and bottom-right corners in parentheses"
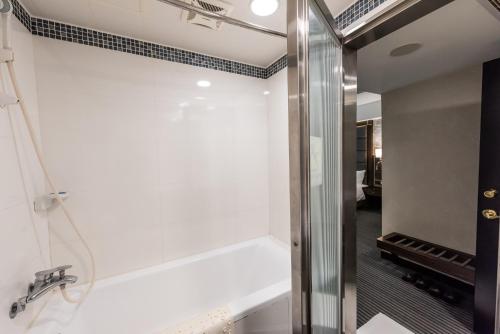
top-left (35, 265), bottom-right (72, 281)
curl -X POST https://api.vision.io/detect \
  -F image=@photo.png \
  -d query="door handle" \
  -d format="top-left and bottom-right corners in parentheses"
top-left (483, 188), bottom-right (498, 199)
top-left (482, 209), bottom-right (499, 220)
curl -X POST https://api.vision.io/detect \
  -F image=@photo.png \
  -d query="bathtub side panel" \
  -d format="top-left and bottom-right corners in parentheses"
top-left (234, 295), bottom-right (292, 334)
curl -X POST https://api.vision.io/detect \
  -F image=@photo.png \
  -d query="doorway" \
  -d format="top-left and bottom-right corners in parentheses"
top-left (351, 0), bottom-right (500, 333)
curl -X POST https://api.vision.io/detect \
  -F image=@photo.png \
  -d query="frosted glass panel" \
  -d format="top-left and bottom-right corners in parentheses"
top-left (308, 2), bottom-right (343, 333)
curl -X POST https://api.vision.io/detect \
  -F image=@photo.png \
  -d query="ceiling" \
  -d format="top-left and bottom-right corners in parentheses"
top-left (357, 92), bottom-right (380, 106)
top-left (21, 0), bottom-right (352, 67)
top-left (324, 0), bottom-right (355, 17)
top-left (358, 0), bottom-right (500, 93)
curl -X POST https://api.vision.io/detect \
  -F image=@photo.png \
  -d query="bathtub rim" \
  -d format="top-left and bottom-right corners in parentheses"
top-left (229, 278), bottom-right (291, 321)
top-left (78, 235), bottom-right (290, 291)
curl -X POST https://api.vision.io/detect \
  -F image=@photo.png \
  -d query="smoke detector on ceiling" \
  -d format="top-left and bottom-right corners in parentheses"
top-left (181, 0), bottom-right (234, 30)
top-left (389, 43), bottom-right (422, 57)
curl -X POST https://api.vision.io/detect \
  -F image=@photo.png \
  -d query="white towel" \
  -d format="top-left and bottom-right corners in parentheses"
top-left (163, 307), bottom-right (234, 334)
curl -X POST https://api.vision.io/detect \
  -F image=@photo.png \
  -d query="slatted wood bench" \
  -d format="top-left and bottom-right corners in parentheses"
top-left (377, 232), bottom-right (475, 285)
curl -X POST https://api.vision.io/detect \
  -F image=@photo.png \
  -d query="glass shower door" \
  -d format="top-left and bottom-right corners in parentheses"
top-left (288, 0), bottom-right (356, 333)
top-left (309, 2), bottom-right (343, 333)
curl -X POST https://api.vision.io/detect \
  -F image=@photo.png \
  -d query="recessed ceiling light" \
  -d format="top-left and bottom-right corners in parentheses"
top-left (195, 96), bottom-right (206, 100)
top-left (250, 0), bottom-right (279, 16)
top-left (197, 80), bottom-right (211, 88)
top-left (263, 91), bottom-right (270, 95)
top-left (389, 43), bottom-right (422, 57)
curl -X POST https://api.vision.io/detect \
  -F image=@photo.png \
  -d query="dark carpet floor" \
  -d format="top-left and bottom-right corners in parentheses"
top-left (356, 208), bottom-right (474, 333)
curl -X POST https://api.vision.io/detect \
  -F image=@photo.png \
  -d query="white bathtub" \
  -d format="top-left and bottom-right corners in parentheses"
top-left (30, 237), bottom-right (292, 334)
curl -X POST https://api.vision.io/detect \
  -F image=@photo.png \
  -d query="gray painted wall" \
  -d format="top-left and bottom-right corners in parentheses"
top-left (382, 65), bottom-right (482, 255)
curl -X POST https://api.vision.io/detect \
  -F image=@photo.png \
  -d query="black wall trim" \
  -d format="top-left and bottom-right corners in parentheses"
top-left (12, 0), bottom-right (30, 32)
top-left (12, 0), bottom-right (279, 79)
top-left (335, 0), bottom-right (389, 31)
top-left (12, 0), bottom-right (374, 78)
top-left (266, 55), bottom-right (287, 79)
top-left (30, 16), bottom-right (269, 78)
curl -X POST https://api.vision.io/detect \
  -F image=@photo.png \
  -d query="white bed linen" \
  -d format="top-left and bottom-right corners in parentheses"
top-left (357, 170), bottom-right (366, 201)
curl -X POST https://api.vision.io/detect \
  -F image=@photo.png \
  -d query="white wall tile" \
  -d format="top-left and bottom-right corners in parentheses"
top-left (0, 18), bottom-right (49, 333)
top-left (33, 37), bottom-right (271, 280)
top-left (266, 69), bottom-right (291, 245)
top-left (0, 136), bottom-right (26, 210)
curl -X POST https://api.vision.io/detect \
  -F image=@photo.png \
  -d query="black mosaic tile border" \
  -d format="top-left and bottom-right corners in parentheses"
top-left (266, 55), bottom-right (287, 79)
top-left (12, 0), bottom-right (31, 32)
top-left (30, 17), bottom-right (268, 78)
top-left (12, 0), bottom-right (270, 79)
top-left (12, 0), bottom-right (380, 78)
top-left (335, 0), bottom-right (388, 31)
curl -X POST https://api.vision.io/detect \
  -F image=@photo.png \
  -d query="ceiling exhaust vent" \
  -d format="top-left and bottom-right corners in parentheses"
top-left (181, 0), bottom-right (234, 30)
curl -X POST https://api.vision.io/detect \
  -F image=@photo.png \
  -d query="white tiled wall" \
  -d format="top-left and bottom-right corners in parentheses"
top-left (0, 18), bottom-right (50, 333)
top-left (33, 37), bottom-right (272, 282)
top-left (266, 69), bottom-right (290, 245)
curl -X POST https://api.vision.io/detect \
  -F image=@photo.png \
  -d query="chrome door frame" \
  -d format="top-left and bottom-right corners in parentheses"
top-left (342, 46), bottom-right (357, 334)
top-left (287, 0), bottom-right (311, 331)
top-left (287, 0), bottom-right (357, 332)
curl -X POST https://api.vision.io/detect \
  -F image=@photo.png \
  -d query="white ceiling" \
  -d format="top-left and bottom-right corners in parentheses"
top-left (21, 0), bottom-right (352, 67)
top-left (358, 0), bottom-right (500, 93)
top-left (357, 92), bottom-right (381, 106)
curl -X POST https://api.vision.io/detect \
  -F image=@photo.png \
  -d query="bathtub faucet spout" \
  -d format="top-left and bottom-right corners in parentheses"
top-left (9, 265), bottom-right (78, 319)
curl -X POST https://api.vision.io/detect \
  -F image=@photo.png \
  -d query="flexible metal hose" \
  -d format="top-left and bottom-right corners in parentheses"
top-left (5, 61), bottom-right (97, 303)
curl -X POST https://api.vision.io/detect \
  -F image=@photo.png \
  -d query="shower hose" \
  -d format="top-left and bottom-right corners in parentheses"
top-left (1, 2), bottom-right (96, 331)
